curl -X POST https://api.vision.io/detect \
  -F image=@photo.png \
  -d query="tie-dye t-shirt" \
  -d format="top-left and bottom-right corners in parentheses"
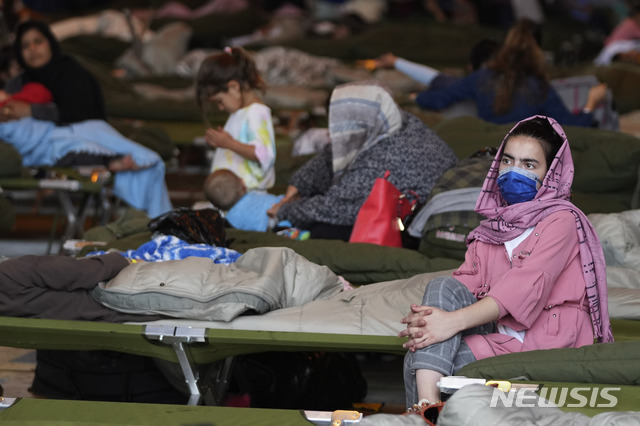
top-left (210, 102), bottom-right (276, 190)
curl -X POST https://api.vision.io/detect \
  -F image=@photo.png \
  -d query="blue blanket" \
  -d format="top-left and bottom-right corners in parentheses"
top-left (89, 234), bottom-right (241, 264)
top-left (0, 117), bottom-right (172, 218)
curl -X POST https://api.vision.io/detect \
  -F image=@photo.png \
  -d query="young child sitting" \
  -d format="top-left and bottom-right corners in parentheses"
top-left (196, 46), bottom-right (276, 191)
top-left (204, 169), bottom-right (284, 232)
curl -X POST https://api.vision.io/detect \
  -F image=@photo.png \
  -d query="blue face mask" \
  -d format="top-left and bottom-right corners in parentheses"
top-left (497, 167), bottom-right (543, 204)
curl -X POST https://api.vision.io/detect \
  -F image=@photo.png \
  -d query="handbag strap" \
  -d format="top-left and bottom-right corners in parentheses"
top-left (382, 170), bottom-right (420, 228)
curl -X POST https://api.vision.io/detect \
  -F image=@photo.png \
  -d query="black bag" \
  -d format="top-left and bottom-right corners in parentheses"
top-left (420, 213), bottom-right (484, 260)
top-left (31, 349), bottom-right (188, 404)
top-left (227, 351), bottom-right (368, 410)
top-left (414, 149), bottom-right (495, 260)
top-left (148, 207), bottom-right (227, 247)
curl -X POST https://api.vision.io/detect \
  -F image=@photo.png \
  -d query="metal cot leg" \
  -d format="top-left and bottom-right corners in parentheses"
top-left (144, 325), bottom-right (233, 406)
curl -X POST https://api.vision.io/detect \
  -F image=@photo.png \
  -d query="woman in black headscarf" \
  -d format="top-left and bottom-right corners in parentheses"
top-left (0, 20), bottom-right (173, 218)
top-left (2, 19), bottom-right (105, 124)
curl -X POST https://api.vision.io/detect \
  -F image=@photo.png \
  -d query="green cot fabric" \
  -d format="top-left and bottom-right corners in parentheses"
top-left (61, 35), bottom-right (129, 69)
top-left (539, 382), bottom-right (640, 417)
top-left (275, 17), bottom-right (502, 66)
top-left (432, 116), bottom-right (508, 158)
top-left (58, 12), bottom-right (502, 69)
top-left (0, 397), bottom-right (312, 425)
top-left (73, 54), bottom-right (206, 123)
top-left (0, 143), bottom-right (20, 231)
top-left (0, 315), bottom-right (175, 360)
top-left (0, 142), bottom-right (23, 178)
top-left (0, 384), bottom-right (638, 423)
top-left (0, 174), bottom-right (105, 194)
top-left (0, 196), bottom-right (15, 232)
top-left (106, 92), bottom-right (204, 122)
top-left (225, 229), bottom-right (461, 285)
top-left (83, 207), bottom-right (151, 242)
top-left (433, 116), bottom-right (640, 214)
top-left (0, 314), bottom-right (403, 366)
top-left (109, 119), bottom-right (177, 161)
top-left (70, 54), bottom-right (137, 99)
top-left (457, 320), bottom-right (640, 386)
top-left (136, 120), bottom-right (208, 146)
top-left (150, 8), bottom-right (267, 49)
top-left (271, 144), bottom-right (314, 195)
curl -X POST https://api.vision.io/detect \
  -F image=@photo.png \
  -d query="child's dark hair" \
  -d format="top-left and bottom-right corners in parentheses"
top-left (196, 47), bottom-right (265, 109)
top-left (507, 117), bottom-right (564, 168)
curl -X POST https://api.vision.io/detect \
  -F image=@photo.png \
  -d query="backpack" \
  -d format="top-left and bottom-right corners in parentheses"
top-left (408, 149), bottom-right (495, 260)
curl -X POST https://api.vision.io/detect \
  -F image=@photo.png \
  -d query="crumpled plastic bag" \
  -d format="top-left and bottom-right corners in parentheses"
top-left (148, 207), bottom-right (227, 247)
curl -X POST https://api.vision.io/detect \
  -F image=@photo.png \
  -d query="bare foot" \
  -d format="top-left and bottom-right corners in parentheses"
top-left (108, 154), bottom-right (139, 172)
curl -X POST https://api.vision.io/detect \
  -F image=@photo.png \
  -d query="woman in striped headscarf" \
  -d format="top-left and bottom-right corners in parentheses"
top-left (269, 80), bottom-right (458, 240)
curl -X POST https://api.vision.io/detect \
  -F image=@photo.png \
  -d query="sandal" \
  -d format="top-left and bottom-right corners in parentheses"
top-left (404, 399), bottom-right (446, 425)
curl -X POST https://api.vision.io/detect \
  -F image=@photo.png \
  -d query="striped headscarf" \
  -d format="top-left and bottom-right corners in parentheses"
top-left (328, 81), bottom-right (402, 183)
top-left (467, 115), bottom-right (613, 343)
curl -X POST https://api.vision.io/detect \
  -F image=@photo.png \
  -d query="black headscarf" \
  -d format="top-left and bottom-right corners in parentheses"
top-left (13, 20), bottom-right (106, 124)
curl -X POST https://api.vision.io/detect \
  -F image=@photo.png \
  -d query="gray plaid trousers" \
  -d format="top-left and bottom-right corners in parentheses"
top-left (403, 276), bottom-right (495, 406)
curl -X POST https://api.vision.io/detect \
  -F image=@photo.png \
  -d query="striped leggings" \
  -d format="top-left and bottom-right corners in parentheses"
top-left (403, 276), bottom-right (494, 406)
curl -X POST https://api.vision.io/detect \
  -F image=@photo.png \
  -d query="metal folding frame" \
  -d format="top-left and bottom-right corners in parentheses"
top-left (0, 175), bottom-right (112, 252)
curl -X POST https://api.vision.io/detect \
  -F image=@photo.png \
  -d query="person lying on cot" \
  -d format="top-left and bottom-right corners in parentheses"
top-left (399, 115), bottom-right (612, 424)
top-left (0, 81), bottom-right (172, 218)
top-left (0, 254), bottom-right (165, 322)
top-left (0, 80), bottom-right (137, 173)
top-left (0, 20), bottom-right (172, 218)
top-left (0, 245), bottom-right (337, 323)
top-left (0, 116), bottom-right (173, 218)
top-left (413, 19), bottom-right (608, 127)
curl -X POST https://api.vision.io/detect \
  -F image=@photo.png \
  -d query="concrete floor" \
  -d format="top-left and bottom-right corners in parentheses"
top-left (0, 347), bottom-right (38, 399)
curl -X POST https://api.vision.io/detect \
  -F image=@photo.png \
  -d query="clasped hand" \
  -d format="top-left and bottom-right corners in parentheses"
top-left (205, 126), bottom-right (234, 149)
top-left (399, 304), bottom-right (458, 352)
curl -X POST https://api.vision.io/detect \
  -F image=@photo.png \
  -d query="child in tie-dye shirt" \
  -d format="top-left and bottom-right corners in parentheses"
top-left (196, 47), bottom-right (276, 190)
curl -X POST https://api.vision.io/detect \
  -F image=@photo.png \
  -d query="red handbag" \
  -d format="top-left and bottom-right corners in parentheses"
top-left (349, 170), bottom-right (418, 247)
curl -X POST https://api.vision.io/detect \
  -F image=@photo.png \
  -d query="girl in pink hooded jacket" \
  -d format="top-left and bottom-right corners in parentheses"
top-left (400, 115), bottom-right (613, 420)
